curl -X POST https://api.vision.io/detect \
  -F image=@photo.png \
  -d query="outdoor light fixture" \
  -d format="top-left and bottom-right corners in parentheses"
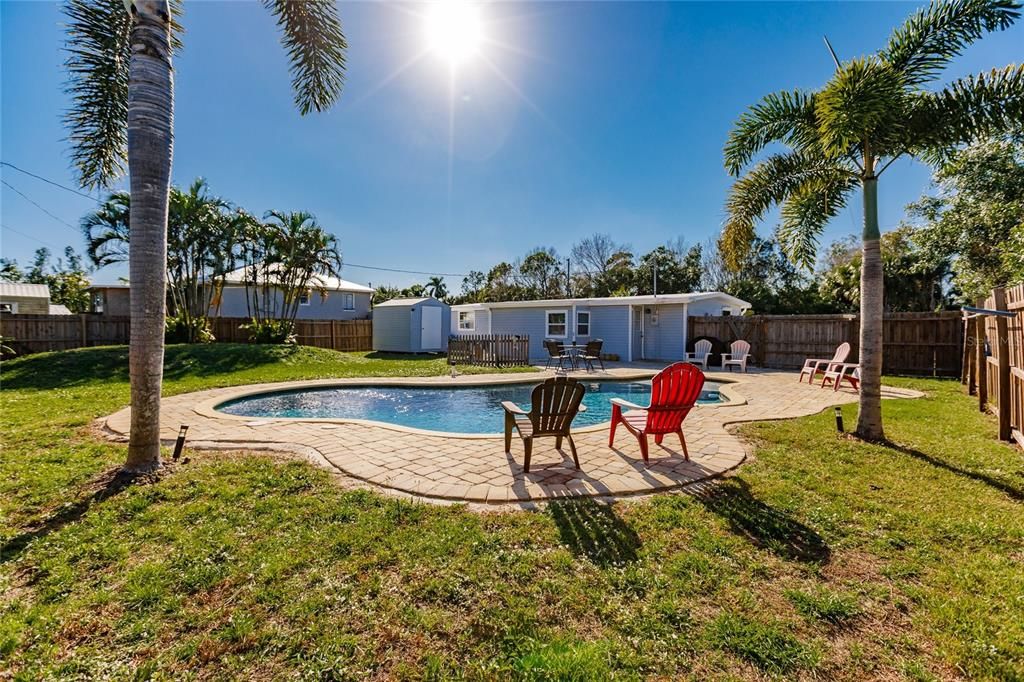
top-left (172, 424), bottom-right (189, 461)
top-left (834, 407), bottom-right (844, 433)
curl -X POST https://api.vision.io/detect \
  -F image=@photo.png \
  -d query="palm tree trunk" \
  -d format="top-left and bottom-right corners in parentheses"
top-left (856, 172), bottom-right (885, 441)
top-left (125, 0), bottom-right (174, 472)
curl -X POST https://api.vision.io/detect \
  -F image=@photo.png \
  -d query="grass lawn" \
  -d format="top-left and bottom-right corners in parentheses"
top-left (2, 344), bottom-right (1022, 679)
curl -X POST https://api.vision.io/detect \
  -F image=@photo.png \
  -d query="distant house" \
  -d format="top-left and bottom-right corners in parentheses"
top-left (214, 267), bottom-right (373, 321)
top-left (450, 292), bottom-right (751, 363)
top-left (88, 269), bottom-right (374, 321)
top-left (0, 282), bottom-right (74, 315)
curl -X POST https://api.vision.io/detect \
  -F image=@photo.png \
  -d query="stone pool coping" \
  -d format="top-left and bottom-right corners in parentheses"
top-left (193, 369), bottom-right (747, 440)
top-left (102, 369), bottom-right (922, 507)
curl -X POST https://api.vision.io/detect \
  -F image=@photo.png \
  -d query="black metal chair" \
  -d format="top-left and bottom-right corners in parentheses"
top-left (581, 339), bottom-right (604, 371)
top-left (543, 339), bottom-right (573, 370)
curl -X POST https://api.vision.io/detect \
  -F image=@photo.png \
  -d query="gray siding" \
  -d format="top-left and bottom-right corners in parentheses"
top-left (489, 308), bottom-right (553, 359)
top-left (214, 287), bottom-right (371, 321)
top-left (689, 298), bottom-right (742, 316)
top-left (645, 304), bottom-right (686, 361)
top-left (589, 306), bottom-right (630, 360)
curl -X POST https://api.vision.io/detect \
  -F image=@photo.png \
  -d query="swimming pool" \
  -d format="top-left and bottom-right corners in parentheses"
top-left (216, 380), bottom-right (724, 434)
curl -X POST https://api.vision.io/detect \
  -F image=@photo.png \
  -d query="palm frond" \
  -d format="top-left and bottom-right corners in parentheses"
top-left (816, 57), bottom-right (909, 160)
top-left (62, 0), bottom-right (131, 189)
top-left (721, 151), bottom-right (854, 269)
top-left (723, 90), bottom-right (819, 176)
top-left (81, 191), bottom-right (131, 267)
top-left (779, 174), bottom-right (858, 269)
top-left (908, 64), bottom-right (1024, 163)
top-left (882, 0), bottom-right (1020, 86)
top-left (265, 0), bottom-right (348, 115)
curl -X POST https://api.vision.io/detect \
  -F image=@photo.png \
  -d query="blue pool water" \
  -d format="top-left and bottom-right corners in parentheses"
top-left (217, 380), bottom-right (723, 434)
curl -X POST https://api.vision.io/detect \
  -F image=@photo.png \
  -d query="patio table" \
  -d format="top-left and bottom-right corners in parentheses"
top-left (559, 343), bottom-right (586, 371)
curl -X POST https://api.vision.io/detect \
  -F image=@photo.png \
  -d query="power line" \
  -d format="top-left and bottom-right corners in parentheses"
top-left (342, 262), bottom-right (470, 278)
top-left (0, 222), bottom-right (66, 251)
top-left (0, 161), bottom-right (100, 202)
top-left (1, 179), bottom-right (80, 232)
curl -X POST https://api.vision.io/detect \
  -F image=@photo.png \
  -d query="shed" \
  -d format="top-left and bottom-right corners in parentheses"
top-left (0, 282), bottom-right (53, 315)
top-left (372, 297), bottom-right (450, 353)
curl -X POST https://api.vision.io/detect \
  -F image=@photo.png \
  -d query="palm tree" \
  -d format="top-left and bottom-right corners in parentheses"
top-left (721, 0), bottom-right (1023, 441)
top-left (261, 210), bottom-right (343, 323)
top-left (64, 0), bottom-right (347, 472)
top-left (425, 276), bottom-right (449, 300)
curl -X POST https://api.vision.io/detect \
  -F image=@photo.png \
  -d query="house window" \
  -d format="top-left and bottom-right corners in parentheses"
top-left (546, 310), bottom-right (567, 338)
top-left (344, 293), bottom-right (355, 310)
top-left (721, 307), bottom-right (732, 317)
top-left (458, 310), bottom-right (475, 331)
top-left (576, 311), bottom-right (590, 336)
top-left (298, 291), bottom-right (311, 306)
top-left (0, 302), bottom-right (17, 314)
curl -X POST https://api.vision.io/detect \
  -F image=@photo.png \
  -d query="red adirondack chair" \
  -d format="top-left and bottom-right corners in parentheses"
top-left (608, 362), bottom-right (706, 463)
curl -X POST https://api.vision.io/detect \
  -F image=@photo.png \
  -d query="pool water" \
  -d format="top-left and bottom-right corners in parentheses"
top-left (217, 380), bottom-right (724, 434)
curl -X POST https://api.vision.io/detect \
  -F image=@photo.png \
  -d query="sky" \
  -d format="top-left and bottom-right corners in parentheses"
top-left (1, 1), bottom-right (1021, 291)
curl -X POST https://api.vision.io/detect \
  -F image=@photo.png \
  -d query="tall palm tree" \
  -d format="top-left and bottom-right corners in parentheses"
top-left (425, 276), bottom-right (448, 300)
top-left (64, 0), bottom-right (347, 472)
top-left (721, 0), bottom-right (1023, 441)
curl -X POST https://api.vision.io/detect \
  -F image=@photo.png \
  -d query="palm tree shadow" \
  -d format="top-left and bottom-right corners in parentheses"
top-left (548, 498), bottom-right (641, 567)
top-left (690, 478), bottom-right (831, 564)
top-left (883, 440), bottom-right (1023, 502)
top-left (0, 468), bottom-right (147, 564)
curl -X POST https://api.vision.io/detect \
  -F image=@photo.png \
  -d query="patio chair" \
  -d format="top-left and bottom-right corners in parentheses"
top-left (721, 340), bottom-right (751, 373)
top-left (581, 339), bottom-right (605, 371)
top-left (608, 362), bottom-right (705, 464)
top-left (503, 376), bottom-right (587, 473)
top-left (684, 339), bottom-right (712, 369)
top-left (821, 363), bottom-right (860, 392)
top-left (798, 342), bottom-right (851, 384)
top-left (543, 339), bottom-right (573, 371)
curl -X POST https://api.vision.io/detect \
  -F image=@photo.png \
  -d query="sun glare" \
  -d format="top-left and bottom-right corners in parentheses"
top-left (425, 1), bottom-right (483, 67)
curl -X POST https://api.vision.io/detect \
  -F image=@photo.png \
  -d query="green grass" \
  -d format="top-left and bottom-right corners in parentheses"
top-left (2, 345), bottom-right (1023, 679)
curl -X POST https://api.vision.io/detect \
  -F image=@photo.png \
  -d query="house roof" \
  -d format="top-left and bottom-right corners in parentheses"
top-left (374, 297), bottom-right (435, 307)
top-left (220, 267), bottom-right (374, 294)
top-left (0, 282), bottom-right (50, 299)
top-left (451, 292), bottom-right (751, 311)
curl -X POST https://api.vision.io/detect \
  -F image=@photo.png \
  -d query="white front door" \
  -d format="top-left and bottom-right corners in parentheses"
top-left (421, 306), bottom-right (442, 350)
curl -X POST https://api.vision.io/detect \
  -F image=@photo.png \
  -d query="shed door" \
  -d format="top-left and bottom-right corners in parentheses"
top-left (421, 306), bottom-right (442, 350)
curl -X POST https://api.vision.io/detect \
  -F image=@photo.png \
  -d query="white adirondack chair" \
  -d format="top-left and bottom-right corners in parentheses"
top-left (798, 342), bottom-right (851, 384)
top-left (721, 340), bottom-right (751, 373)
top-left (685, 339), bottom-right (712, 369)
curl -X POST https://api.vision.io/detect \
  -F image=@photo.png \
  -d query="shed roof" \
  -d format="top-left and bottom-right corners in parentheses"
top-left (48, 304), bottom-right (73, 315)
top-left (0, 282), bottom-right (50, 299)
top-left (374, 297), bottom-right (436, 307)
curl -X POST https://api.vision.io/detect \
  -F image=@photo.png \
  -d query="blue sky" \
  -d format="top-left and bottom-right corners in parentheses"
top-left (2, 1), bottom-right (1021, 290)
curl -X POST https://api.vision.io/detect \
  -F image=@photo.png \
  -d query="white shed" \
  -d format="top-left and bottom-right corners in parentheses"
top-left (372, 297), bottom-right (451, 353)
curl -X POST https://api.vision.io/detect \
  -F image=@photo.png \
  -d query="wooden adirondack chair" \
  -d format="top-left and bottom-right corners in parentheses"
top-left (798, 342), bottom-right (851, 383)
top-left (503, 376), bottom-right (587, 473)
top-left (608, 362), bottom-right (705, 463)
top-left (684, 339), bottom-right (712, 369)
top-left (721, 340), bottom-right (751, 373)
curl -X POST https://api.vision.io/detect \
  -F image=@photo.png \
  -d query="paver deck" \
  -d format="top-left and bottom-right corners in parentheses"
top-left (102, 368), bottom-right (920, 505)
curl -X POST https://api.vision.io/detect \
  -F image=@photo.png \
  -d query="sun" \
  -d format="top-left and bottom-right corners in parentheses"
top-left (424, 1), bottom-right (483, 67)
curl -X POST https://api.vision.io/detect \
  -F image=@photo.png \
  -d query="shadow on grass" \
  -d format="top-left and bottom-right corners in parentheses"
top-left (363, 351), bottom-right (445, 362)
top-left (548, 499), bottom-right (641, 567)
top-left (885, 440), bottom-right (1023, 502)
top-left (692, 478), bottom-right (831, 564)
top-left (0, 344), bottom-right (302, 390)
top-left (0, 468), bottom-right (152, 564)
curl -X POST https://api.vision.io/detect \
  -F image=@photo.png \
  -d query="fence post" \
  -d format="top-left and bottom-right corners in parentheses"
top-left (994, 287), bottom-right (1011, 440)
top-left (976, 312), bottom-right (988, 412)
top-left (80, 314), bottom-right (88, 347)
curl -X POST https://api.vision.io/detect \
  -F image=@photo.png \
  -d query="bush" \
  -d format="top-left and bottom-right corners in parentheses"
top-left (241, 318), bottom-right (296, 345)
top-left (165, 314), bottom-right (215, 344)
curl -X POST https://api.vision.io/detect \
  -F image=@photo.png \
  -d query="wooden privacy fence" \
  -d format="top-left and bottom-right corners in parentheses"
top-left (688, 311), bottom-right (963, 377)
top-left (448, 334), bottom-right (530, 367)
top-left (0, 314), bottom-right (373, 355)
top-left (965, 283), bottom-right (1024, 448)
